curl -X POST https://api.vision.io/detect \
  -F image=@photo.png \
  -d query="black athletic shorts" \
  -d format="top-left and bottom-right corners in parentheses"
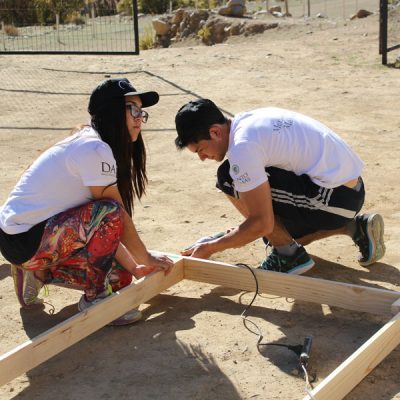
top-left (216, 159), bottom-right (365, 239)
top-left (0, 220), bottom-right (47, 265)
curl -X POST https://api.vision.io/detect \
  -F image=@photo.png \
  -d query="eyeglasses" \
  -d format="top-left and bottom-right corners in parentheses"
top-left (125, 102), bottom-right (149, 123)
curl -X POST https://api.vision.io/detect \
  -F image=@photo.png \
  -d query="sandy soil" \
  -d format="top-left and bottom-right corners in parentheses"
top-left (0, 10), bottom-right (399, 400)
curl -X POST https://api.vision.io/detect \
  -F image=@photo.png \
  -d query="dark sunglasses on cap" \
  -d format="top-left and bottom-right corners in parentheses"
top-left (125, 102), bottom-right (149, 123)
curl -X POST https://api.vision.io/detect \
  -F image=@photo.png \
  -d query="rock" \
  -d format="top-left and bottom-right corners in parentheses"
top-left (187, 10), bottom-right (209, 32)
top-left (152, 18), bottom-right (170, 35)
top-left (254, 10), bottom-right (268, 17)
top-left (151, 7), bottom-right (279, 47)
top-left (227, 22), bottom-right (245, 35)
top-left (244, 21), bottom-right (277, 36)
top-left (171, 8), bottom-right (185, 25)
top-left (350, 9), bottom-right (373, 20)
top-left (218, 0), bottom-right (246, 17)
top-left (395, 54), bottom-right (400, 69)
top-left (269, 6), bottom-right (282, 13)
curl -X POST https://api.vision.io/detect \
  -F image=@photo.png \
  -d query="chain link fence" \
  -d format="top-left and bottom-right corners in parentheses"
top-left (0, 0), bottom-right (139, 54)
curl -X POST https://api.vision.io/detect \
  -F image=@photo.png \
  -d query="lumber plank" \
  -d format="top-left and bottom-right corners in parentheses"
top-left (391, 298), bottom-right (400, 314)
top-left (303, 312), bottom-right (400, 400)
top-left (183, 257), bottom-right (400, 315)
top-left (0, 258), bottom-right (184, 387)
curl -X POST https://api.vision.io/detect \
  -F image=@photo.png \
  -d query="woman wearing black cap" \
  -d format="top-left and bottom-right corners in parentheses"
top-left (0, 78), bottom-right (173, 325)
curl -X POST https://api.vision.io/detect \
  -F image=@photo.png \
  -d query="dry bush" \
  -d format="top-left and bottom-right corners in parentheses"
top-left (4, 24), bottom-right (19, 37)
top-left (66, 12), bottom-right (86, 25)
top-left (139, 26), bottom-right (155, 50)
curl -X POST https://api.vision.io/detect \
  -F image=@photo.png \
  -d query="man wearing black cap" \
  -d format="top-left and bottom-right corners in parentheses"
top-left (174, 99), bottom-right (385, 274)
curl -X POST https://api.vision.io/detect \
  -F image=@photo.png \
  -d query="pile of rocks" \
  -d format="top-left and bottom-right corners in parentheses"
top-left (152, 8), bottom-right (278, 47)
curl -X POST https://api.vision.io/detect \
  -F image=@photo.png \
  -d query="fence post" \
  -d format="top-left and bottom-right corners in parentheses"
top-left (1, 21), bottom-right (5, 51)
top-left (56, 13), bottom-right (61, 44)
top-left (380, 0), bottom-right (388, 64)
top-left (284, 0), bottom-right (289, 15)
top-left (91, 4), bottom-right (96, 39)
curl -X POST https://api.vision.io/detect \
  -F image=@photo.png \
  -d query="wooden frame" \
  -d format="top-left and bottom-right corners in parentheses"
top-left (1, 256), bottom-right (399, 399)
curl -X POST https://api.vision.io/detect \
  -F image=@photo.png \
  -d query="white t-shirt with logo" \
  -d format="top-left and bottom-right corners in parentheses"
top-left (0, 126), bottom-right (117, 234)
top-left (228, 107), bottom-right (364, 193)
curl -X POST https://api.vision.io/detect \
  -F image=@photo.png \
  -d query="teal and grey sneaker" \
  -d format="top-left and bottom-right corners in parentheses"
top-left (11, 264), bottom-right (44, 308)
top-left (353, 213), bottom-right (385, 266)
top-left (258, 246), bottom-right (315, 275)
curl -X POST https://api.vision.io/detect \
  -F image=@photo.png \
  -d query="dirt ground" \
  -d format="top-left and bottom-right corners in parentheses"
top-left (0, 10), bottom-right (399, 400)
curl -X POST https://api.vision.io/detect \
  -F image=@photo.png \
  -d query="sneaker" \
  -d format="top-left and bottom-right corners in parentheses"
top-left (258, 246), bottom-right (315, 275)
top-left (353, 213), bottom-right (386, 266)
top-left (11, 264), bottom-right (44, 308)
top-left (78, 293), bottom-right (142, 326)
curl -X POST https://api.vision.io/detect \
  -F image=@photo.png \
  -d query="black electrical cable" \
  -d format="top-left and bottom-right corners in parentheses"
top-left (235, 262), bottom-right (316, 392)
top-left (235, 263), bottom-right (304, 357)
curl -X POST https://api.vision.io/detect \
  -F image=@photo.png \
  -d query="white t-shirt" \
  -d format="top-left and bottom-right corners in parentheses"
top-left (0, 126), bottom-right (117, 234)
top-left (228, 107), bottom-right (364, 193)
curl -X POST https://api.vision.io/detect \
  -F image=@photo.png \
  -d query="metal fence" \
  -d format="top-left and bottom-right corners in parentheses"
top-left (253, 0), bottom-right (376, 19)
top-left (380, 0), bottom-right (400, 64)
top-left (0, 1), bottom-right (139, 54)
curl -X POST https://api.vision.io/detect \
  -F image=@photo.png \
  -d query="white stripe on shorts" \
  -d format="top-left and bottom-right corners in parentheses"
top-left (271, 188), bottom-right (356, 219)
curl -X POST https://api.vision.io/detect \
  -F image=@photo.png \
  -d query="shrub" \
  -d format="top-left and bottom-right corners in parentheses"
top-left (197, 0), bottom-right (218, 9)
top-left (66, 11), bottom-right (86, 25)
top-left (139, 26), bottom-right (155, 50)
top-left (117, 0), bottom-right (133, 15)
top-left (197, 25), bottom-right (211, 42)
top-left (4, 24), bottom-right (19, 36)
top-left (139, 0), bottom-right (169, 14)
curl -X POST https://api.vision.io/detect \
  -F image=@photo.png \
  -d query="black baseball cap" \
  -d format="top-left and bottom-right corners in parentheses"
top-left (88, 78), bottom-right (159, 115)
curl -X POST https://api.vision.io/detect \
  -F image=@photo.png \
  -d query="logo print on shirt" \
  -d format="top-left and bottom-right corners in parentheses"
top-left (272, 118), bottom-right (293, 132)
top-left (231, 164), bottom-right (240, 175)
top-left (102, 162), bottom-right (116, 175)
top-left (235, 173), bottom-right (250, 184)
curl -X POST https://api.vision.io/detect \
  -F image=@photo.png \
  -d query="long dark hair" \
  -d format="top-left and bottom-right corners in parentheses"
top-left (90, 97), bottom-right (147, 216)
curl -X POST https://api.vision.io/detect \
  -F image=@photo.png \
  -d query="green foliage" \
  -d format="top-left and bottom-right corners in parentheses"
top-left (196, 0), bottom-right (218, 9)
top-left (117, 0), bottom-right (133, 15)
top-left (32, 0), bottom-right (85, 24)
top-left (139, 25), bottom-right (155, 50)
top-left (197, 25), bottom-right (211, 41)
top-left (139, 0), bottom-right (169, 14)
top-left (0, 0), bottom-right (37, 26)
top-left (34, 0), bottom-right (85, 16)
top-left (35, 4), bottom-right (55, 25)
top-left (136, 0), bottom-right (217, 13)
top-left (91, 0), bottom-right (118, 17)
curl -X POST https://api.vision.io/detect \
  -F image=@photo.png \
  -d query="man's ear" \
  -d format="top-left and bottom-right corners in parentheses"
top-left (209, 124), bottom-right (222, 141)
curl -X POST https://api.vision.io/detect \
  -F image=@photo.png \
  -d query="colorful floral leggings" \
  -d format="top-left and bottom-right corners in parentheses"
top-left (20, 200), bottom-right (132, 301)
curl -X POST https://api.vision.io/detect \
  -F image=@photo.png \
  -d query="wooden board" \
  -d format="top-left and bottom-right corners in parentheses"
top-left (1, 255), bottom-right (399, 399)
top-left (183, 257), bottom-right (400, 315)
top-left (303, 312), bottom-right (400, 399)
top-left (391, 298), bottom-right (400, 314)
top-left (0, 258), bottom-right (184, 387)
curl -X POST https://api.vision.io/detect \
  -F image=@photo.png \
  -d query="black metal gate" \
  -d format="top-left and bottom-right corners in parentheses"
top-left (380, 0), bottom-right (400, 64)
top-left (0, 0), bottom-right (139, 55)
